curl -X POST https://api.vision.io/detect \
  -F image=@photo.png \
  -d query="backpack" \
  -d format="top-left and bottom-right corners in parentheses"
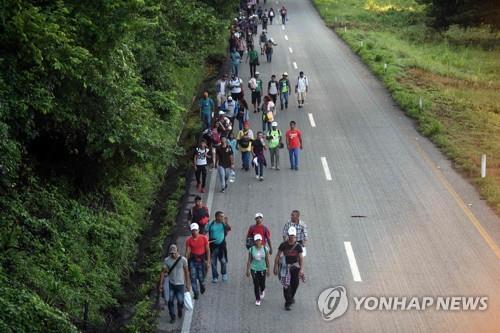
top-left (266, 110), bottom-right (274, 122)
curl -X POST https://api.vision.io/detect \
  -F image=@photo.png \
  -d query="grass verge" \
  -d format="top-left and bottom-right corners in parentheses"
top-left (313, 0), bottom-right (500, 213)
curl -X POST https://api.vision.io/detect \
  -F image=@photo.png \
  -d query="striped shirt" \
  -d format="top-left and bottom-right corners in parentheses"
top-left (282, 220), bottom-right (308, 243)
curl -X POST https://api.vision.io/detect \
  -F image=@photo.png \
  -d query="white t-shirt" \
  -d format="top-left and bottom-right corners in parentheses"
top-left (268, 81), bottom-right (278, 95)
top-left (195, 147), bottom-right (209, 166)
top-left (296, 76), bottom-right (309, 93)
top-left (230, 78), bottom-right (242, 94)
top-left (218, 81), bottom-right (227, 95)
top-left (248, 78), bottom-right (257, 90)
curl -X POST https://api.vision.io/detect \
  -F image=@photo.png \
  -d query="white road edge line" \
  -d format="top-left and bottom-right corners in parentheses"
top-left (288, 47), bottom-right (293, 54)
top-left (284, 35), bottom-right (288, 41)
top-left (181, 169), bottom-right (217, 333)
top-left (293, 61), bottom-right (298, 69)
top-left (320, 157), bottom-right (332, 181)
top-left (344, 242), bottom-right (363, 282)
top-left (308, 113), bottom-right (316, 127)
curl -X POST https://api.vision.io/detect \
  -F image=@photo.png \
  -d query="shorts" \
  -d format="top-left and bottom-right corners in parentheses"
top-left (297, 91), bottom-right (306, 101)
top-left (251, 91), bottom-right (262, 105)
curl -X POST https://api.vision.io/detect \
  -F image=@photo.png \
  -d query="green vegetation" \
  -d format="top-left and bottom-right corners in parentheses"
top-left (0, 0), bottom-right (237, 331)
top-left (313, 0), bottom-right (500, 212)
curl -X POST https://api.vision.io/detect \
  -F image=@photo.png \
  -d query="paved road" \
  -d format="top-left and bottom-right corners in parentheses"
top-left (159, 0), bottom-right (500, 332)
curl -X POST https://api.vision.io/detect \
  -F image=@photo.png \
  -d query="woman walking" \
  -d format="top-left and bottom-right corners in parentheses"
top-left (246, 234), bottom-right (270, 306)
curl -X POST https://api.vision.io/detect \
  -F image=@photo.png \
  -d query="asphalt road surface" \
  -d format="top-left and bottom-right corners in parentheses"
top-left (158, 0), bottom-right (500, 332)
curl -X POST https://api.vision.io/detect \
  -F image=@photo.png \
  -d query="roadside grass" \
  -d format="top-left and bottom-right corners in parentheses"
top-left (313, 0), bottom-right (500, 213)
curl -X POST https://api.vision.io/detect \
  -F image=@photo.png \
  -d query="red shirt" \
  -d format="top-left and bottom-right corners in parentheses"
top-left (247, 224), bottom-right (271, 246)
top-left (286, 129), bottom-right (302, 149)
top-left (186, 235), bottom-right (208, 255)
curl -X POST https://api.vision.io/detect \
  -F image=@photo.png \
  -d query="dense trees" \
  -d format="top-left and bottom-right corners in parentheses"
top-left (0, 0), bottom-right (236, 331)
top-left (417, 0), bottom-right (500, 30)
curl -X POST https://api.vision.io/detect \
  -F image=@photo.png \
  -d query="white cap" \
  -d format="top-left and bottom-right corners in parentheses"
top-left (283, 72), bottom-right (288, 76)
top-left (288, 226), bottom-right (297, 236)
top-left (227, 96), bottom-right (233, 101)
top-left (218, 110), bottom-right (225, 115)
top-left (254, 234), bottom-right (263, 241)
top-left (271, 121), bottom-right (278, 127)
top-left (190, 223), bottom-right (199, 231)
top-left (255, 212), bottom-right (264, 218)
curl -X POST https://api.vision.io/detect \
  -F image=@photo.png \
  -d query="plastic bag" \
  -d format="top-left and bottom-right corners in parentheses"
top-left (184, 291), bottom-right (194, 311)
top-left (229, 169), bottom-right (236, 183)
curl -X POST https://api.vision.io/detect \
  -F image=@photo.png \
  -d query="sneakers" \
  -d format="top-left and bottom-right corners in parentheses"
top-left (270, 166), bottom-right (275, 170)
top-left (285, 304), bottom-right (291, 311)
top-left (200, 284), bottom-right (206, 294)
top-left (259, 176), bottom-right (264, 181)
top-left (276, 167), bottom-right (280, 170)
top-left (256, 300), bottom-right (261, 306)
top-left (212, 278), bottom-right (218, 284)
top-left (193, 292), bottom-right (199, 300)
top-left (256, 175), bottom-right (259, 179)
top-left (260, 290), bottom-right (265, 299)
top-left (169, 317), bottom-right (176, 324)
top-left (220, 188), bottom-right (225, 193)
top-left (222, 274), bottom-right (228, 282)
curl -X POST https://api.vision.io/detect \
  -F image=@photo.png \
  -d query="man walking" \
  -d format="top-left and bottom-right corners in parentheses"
top-left (248, 72), bottom-right (263, 113)
top-left (278, 73), bottom-right (290, 110)
top-left (229, 74), bottom-right (244, 101)
top-left (285, 121), bottom-right (302, 171)
top-left (159, 244), bottom-right (190, 323)
top-left (221, 95), bottom-right (238, 128)
top-left (199, 91), bottom-right (215, 130)
top-left (185, 223), bottom-right (210, 300)
top-left (188, 196), bottom-right (209, 235)
top-left (246, 46), bottom-right (260, 78)
top-left (273, 226), bottom-right (304, 311)
top-left (215, 137), bottom-right (235, 193)
top-left (216, 74), bottom-right (229, 108)
top-left (207, 212), bottom-right (232, 283)
top-left (267, 74), bottom-right (279, 104)
top-left (194, 139), bottom-right (209, 192)
top-left (295, 71), bottom-right (309, 108)
top-left (230, 49), bottom-right (241, 77)
top-left (246, 213), bottom-right (273, 254)
top-left (237, 121), bottom-right (254, 171)
top-left (282, 210), bottom-right (308, 247)
top-left (267, 121), bottom-right (282, 170)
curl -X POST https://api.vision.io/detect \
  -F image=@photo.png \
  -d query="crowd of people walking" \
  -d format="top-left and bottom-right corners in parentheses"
top-left (160, 0), bottom-right (310, 323)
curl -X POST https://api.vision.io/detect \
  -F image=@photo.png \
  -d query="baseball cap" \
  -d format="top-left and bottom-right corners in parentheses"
top-left (254, 234), bottom-right (263, 241)
top-left (228, 96), bottom-right (233, 101)
top-left (255, 212), bottom-right (264, 218)
top-left (218, 110), bottom-right (225, 115)
top-left (283, 72), bottom-right (288, 76)
top-left (271, 121), bottom-right (278, 127)
top-left (190, 223), bottom-right (199, 231)
top-left (169, 244), bottom-right (178, 254)
top-left (288, 226), bottom-right (297, 236)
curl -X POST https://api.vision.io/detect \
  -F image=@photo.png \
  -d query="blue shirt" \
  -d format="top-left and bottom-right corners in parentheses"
top-left (230, 51), bottom-right (241, 65)
top-left (199, 98), bottom-right (214, 115)
top-left (207, 221), bottom-right (226, 245)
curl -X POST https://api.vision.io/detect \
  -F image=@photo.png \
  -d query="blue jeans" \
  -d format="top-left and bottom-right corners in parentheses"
top-left (262, 119), bottom-right (272, 132)
top-left (211, 245), bottom-right (227, 279)
top-left (168, 283), bottom-right (185, 319)
top-left (217, 166), bottom-right (230, 190)
top-left (201, 113), bottom-right (211, 130)
top-left (242, 151), bottom-right (251, 170)
top-left (280, 93), bottom-right (289, 109)
top-left (288, 148), bottom-right (299, 170)
top-left (255, 161), bottom-right (264, 177)
top-left (232, 63), bottom-right (239, 76)
top-left (189, 259), bottom-right (205, 295)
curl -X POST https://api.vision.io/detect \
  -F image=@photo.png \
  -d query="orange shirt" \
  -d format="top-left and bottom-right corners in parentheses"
top-left (186, 235), bottom-right (208, 255)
